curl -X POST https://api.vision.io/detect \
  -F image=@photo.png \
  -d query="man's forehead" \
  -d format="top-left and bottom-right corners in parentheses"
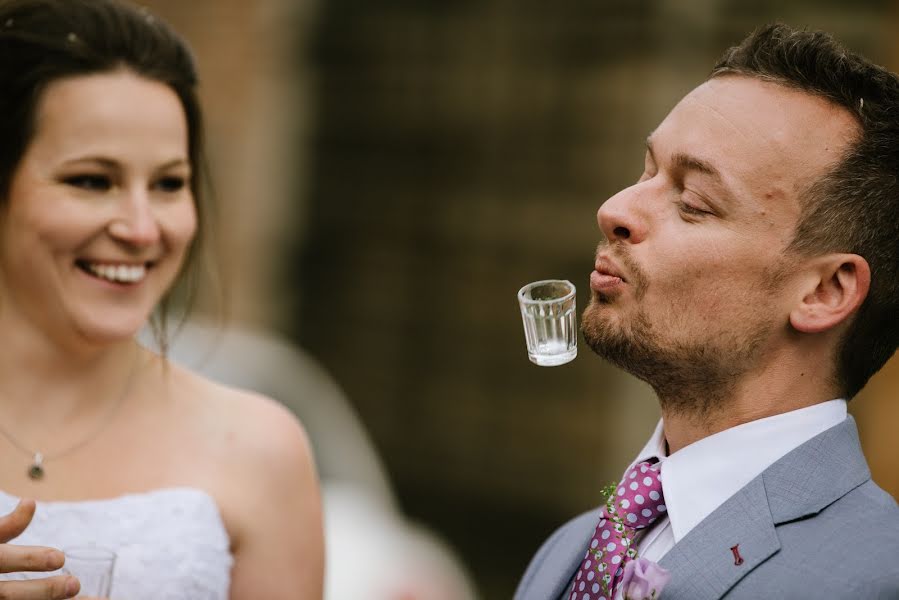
top-left (649, 75), bottom-right (858, 198)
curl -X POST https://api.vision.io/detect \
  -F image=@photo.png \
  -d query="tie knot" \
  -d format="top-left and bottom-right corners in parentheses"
top-left (606, 461), bottom-right (666, 530)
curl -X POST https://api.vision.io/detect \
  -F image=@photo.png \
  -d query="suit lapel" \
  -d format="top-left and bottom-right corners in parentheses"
top-left (762, 416), bottom-right (870, 523)
top-left (658, 477), bottom-right (780, 599)
top-left (658, 416), bottom-right (870, 599)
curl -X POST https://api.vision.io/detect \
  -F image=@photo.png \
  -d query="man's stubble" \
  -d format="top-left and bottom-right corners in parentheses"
top-left (581, 243), bottom-right (784, 423)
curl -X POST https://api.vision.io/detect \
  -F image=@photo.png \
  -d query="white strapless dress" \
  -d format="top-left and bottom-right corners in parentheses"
top-left (0, 487), bottom-right (232, 599)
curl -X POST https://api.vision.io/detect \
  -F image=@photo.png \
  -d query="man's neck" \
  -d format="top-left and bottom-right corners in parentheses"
top-left (658, 358), bottom-right (841, 454)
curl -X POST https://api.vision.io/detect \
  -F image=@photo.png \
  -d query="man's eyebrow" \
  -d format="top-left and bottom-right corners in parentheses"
top-left (672, 152), bottom-right (722, 180)
top-left (646, 136), bottom-right (723, 180)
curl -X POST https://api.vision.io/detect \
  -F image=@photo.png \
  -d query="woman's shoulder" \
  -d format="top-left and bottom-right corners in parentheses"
top-left (163, 359), bottom-right (317, 482)
top-left (148, 356), bottom-right (324, 591)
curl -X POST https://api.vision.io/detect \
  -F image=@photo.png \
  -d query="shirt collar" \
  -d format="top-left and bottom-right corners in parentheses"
top-left (627, 399), bottom-right (847, 543)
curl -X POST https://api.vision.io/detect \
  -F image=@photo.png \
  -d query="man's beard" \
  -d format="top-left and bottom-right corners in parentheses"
top-left (581, 246), bottom-right (774, 420)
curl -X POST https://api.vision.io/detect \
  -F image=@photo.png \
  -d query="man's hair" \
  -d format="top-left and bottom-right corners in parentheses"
top-left (710, 23), bottom-right (899, 398)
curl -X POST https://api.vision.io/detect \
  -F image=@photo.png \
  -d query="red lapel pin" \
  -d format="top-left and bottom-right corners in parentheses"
top-left (730, 544), bottom-right (745, 566)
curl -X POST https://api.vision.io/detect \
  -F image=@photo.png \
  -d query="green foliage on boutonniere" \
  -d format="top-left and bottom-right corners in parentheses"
top-left (593, 481), bottom-right (642, 597)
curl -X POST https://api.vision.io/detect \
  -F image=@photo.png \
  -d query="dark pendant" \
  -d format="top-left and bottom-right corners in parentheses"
top-left (28, 453), bottom-right (44, 480)
top-left (28, 464), bottom-right (44, 480)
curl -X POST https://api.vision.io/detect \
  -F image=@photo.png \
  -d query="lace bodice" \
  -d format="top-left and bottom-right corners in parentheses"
top-left (0, 487), bottom-right (232, 599)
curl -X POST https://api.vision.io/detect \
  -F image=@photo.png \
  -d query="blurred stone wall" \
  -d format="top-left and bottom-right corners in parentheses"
top-left (141, 0), bottom-right (316, 327)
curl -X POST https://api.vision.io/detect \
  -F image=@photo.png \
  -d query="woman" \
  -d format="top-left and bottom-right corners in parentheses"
top-left (0, 0), bottom-right (324, 598)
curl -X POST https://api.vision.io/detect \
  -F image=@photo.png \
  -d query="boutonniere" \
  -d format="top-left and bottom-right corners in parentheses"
top-left (621, 557), bottom-right (671, 600)
top-left (595, 482), bottom-right (671, 600)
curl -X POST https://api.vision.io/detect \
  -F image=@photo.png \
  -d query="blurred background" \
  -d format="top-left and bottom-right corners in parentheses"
top-left (141, 1), bottom-right (899, 597)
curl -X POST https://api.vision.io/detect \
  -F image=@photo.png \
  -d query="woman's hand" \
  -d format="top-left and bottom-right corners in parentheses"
top-left (0, 499), bottom-right (81, 599)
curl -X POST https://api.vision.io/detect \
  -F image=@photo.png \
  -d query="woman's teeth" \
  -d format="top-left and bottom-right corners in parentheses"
top-left (86, 262), bottom-right (147, 283)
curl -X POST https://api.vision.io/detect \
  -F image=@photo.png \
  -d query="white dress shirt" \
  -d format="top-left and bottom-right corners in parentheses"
top-left (627, 399), bottom-right (848, 567)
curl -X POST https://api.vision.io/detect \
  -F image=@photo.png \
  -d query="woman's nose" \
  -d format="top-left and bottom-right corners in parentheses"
top-left (106, 189), bottom-right (161, 246)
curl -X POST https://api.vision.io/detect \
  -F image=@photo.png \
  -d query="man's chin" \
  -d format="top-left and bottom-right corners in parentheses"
top-left (588, 288), bottom-right (619, 306)
top-left (580, 303), bottom-right (667, 384)
top-left (581, 297), bottom-right (622, 340)
top-left (581, 304), bottom-right (769, 412)
top-left (581, 303), bottom-right (628, 360)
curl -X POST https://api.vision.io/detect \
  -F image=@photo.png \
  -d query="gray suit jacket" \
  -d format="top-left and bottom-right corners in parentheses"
top-left (515, 416), bottom-right (899, 599)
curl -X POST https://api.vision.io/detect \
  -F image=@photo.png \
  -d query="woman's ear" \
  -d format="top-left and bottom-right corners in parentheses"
top-left (790, 254), bottom-right (871, 334)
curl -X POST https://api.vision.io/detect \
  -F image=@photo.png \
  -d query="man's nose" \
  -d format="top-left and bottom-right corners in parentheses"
top-left (597, 183), bottom-right (650, 244)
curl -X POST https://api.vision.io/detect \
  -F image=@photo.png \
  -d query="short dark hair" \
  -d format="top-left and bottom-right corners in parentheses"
top-left (710, 23), bottom-right (899, 398)
top-left (0, 0), bottom-right (212, 352)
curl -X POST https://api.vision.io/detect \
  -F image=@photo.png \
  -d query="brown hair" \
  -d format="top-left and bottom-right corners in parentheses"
top-left (711, 23), bottom-right (899, 398)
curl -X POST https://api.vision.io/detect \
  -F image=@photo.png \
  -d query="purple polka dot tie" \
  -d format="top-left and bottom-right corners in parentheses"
top-left (568, 461), bottom-right (665, 600)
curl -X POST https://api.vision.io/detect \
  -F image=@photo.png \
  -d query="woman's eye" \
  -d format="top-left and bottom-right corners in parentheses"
top-left (64, 175), bottom-right (111, 191)
top-left (154, 176), bottom-right (187, 193)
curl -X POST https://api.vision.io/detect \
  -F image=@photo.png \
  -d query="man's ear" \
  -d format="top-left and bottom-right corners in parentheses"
top-left (790, 254), bottom-right (870, 334)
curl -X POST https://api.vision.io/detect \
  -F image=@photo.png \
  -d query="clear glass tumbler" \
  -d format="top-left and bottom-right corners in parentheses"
top-left (63, 547), bottom-right (115, 598)
top-left (517, 279), bottom-right (577, 366)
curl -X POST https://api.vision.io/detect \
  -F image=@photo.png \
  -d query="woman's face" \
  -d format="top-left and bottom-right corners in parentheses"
top-left (0, 70), bottom-right (197, 346)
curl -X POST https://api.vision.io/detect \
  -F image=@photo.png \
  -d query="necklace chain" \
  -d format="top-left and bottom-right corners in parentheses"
top-left (0, 351), bottom-right (141, 480)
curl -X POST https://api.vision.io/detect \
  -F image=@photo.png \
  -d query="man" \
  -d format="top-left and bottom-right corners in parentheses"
top-left (516, 24), bottom-right (899, 600)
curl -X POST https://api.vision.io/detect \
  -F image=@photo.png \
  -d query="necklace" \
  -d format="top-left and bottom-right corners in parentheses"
top-left (0, 353), bottom-right (140, 480)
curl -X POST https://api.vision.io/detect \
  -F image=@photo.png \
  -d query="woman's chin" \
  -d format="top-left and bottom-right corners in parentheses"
top-left (70, 312), bottom-right (152, 347)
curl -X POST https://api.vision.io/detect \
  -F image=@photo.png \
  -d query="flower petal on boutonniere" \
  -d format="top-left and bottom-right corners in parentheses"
top-left (620, 557), bottom-right (671, 600)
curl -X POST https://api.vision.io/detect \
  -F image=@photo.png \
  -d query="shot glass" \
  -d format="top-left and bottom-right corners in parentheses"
top-left (63, 546), bottom-right (115, 598)
top-left (517, 279), bottom-right (577, 366)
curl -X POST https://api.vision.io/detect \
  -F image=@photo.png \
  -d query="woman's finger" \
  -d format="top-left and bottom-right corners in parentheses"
top-left (0, 501), bottom-right (36, 544)
top-left (0, 575), bottom-right (79, 600)
top-left (0, 544), bottom-right (65, 575)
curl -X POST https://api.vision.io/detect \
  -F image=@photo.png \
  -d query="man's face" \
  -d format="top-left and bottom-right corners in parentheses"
top-left (581, 75), bottom-right (858, 403)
